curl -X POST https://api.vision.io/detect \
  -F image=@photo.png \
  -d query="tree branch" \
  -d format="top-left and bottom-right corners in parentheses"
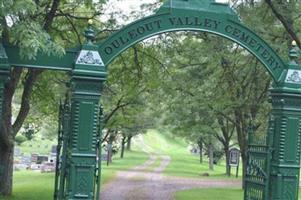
top-left (12, 69), bottom-right (43, 135)
top-left (43, 0), bottom-right (60, 31)
top-left (265, 0), bottom-right (301, 48)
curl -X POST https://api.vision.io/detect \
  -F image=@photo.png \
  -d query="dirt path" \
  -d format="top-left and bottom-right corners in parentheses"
top-left (100, 155), bottom-right (241, 200)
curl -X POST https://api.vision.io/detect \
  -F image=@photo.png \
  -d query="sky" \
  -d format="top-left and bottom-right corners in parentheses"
top-left (102, 0), bottom-right (158, 21)
top-left (102, 0), bottom-right (230, 24)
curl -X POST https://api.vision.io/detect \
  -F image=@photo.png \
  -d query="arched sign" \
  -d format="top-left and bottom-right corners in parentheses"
top-left (98, 1), bottom-right (286, 82)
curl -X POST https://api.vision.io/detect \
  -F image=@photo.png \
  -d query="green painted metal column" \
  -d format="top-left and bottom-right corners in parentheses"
top-left (65, 22), bottom-right (107, 200)
top-left (269, 43), bottom-right (301, 200)
top-left (0, 43), bottom-right (10, 179)
top-left (0, 43), bottom-right (11, 121)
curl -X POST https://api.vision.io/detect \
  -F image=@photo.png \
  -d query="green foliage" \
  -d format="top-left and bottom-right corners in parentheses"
top-left (14, 135), bottom-right (27, 145)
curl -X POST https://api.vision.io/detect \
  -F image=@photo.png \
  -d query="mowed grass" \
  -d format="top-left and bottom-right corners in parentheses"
top-left (174, 188), bottom-right (301, 200)
top-left (174, 188), bottom-right (243, 200)
top-left (0, 150), bottom-right (148, 200)
top-left (141, 130), bottom-right (242, 179)
top-left (0, 171), bottom-right (54, 200)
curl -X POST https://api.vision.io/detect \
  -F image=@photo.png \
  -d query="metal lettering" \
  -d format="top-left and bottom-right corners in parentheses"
top-left (204, 18), bottom-right (212, 28)
top-left (176, 17), bottom-right (184, 25)
top-left (225, 25), bottom-right (233, 34)
top-left (169, 17), bottom-right (177, 25)
top-left (267, 56), bottom-right (275, 67)
top-left (273, 61), bottom-right (282, 70)
top-left (212, 19), bottom-right (221, 29)
top-left (119, 36), bottom-right (129, 45)
top-left (145, 22), bottom-right (154, 31)
top-left (111, 40), bottom-right (121, 48)
top-left (128, 30), bottom-right (138, 40)
top-left (261, 49), bottom-right (270, 60)
top-left (232, 27), bottom-right (241, 38)
top-left (185, 17), bottom-right (194, 25)
top-left (240, 32), bottom-right (250, 43)
top-left (194, 17), bottom-right (202, 26)
top-left (153, 19), bottom-right (162, 29)
top-left (104, 47), bottom-right (113, 55)
top-left (137, 26), bottom-right (146, 34)
top-left (248, 38), bottom-right (257, 48)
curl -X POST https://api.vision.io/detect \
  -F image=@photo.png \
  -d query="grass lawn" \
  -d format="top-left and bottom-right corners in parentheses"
top-left (174, 188), bottom-right (243, 200)
top-left (141, 130), bottom-right (242, 180)
top-left (0, 171), bottom-right (54, 200)
top-left (0, 150), bottom-right (148, 200)
top-left (174, 188), bottom-right (301, 200)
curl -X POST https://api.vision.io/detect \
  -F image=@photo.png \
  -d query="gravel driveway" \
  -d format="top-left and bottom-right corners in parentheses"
top-left (100, 155), bottom-right (241, 200)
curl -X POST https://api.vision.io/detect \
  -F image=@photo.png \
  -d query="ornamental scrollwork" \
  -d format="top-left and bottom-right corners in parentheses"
top-left (286, 70), bottom-right (301, 84)
top-left (77, 50), bottom-right (103, 65)
top-left (246, 158), bottom-right (267, 179)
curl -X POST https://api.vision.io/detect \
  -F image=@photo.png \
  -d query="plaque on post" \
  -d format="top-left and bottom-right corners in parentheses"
top-left (229, 148), bottom-right (240, 177)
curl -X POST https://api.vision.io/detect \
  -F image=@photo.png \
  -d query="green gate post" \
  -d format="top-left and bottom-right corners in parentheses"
top-left (65, 21), bottom-right (107, 200)
top-left (0, 43), bottom-right (11, 121)
top-left (0, 43), bottom-right (10, 178)
top-left (269, 42), bottom-right (301, 200)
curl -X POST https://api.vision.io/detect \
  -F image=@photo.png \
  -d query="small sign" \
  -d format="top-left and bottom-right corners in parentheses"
top-left (101, 153), bottom-right (108, 161)
top-left (229, 148), bottom-right (240, 167)
top-left (285, 69), bottom-right (301, 84)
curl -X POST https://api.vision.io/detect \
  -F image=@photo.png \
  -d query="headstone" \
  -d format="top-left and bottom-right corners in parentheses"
top-left (14, 147), bottom-right (21, 156)
top-left (37, 155), bottom-right (48, 164)
top-left (51, 145), bottom-right (57, 154)
top-left (31, 153), bottom-right (38, 163)
top-left (21, 156), bottom-right (31, 165)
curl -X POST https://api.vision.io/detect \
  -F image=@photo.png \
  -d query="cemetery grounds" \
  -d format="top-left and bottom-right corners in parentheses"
top-left (1, 130), bottom-right (301, 200)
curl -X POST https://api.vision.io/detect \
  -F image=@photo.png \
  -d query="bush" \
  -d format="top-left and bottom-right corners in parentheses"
top-left (15, 135), bottom-right (27, 145)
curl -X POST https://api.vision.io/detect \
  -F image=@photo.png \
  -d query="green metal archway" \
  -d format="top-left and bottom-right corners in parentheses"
top-left (98, 2), bottom-right (286, 83)
top-left (1, 0), bottom-right (301, 200)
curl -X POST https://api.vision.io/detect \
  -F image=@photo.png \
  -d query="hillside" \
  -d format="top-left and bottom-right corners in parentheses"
top-left (133, 130), bottom-right (240, 179)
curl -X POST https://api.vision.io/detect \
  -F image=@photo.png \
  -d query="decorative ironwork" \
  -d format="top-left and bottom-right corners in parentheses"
top-left (76, 50), bottom-right (103, 66)
top-left (244, 119), bottom-right (272, 200)
top-left (54, 98), bottom-right (71, 200)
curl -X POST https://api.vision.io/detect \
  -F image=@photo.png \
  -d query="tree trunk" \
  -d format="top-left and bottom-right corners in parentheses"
top-left (208, 143), bottom-right (214, 170)
top-left (0, 144), bottom-right (14, 196)
top-left (241, 151), bottom-right (247, 188)
top-left (126, 135), bottom-right (132, 151)
top-left (0, 68), bottom-right (21, 196)
top-left (120, 136), bottom-right (126, 159)
top-left (107, 142), bottom-right (112, 166)
top-left (234, 109), bottom-right (248, 189)
top-left (0, 0), bottom-right (58, 194)
top-left (198, 141), bottom-right (203, 164)
top-left (225, 145), bottom-right (231, 176)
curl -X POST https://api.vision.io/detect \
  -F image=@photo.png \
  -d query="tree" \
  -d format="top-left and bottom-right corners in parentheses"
top-left (0, 0), bottom-right (106, 196)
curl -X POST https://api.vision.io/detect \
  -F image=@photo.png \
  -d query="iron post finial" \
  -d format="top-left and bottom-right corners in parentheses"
top-left (84, 19), bottom-right (95, 44)
top-left (292, 40), bottom-right (297, 46)
top-left (289, 40), bottom-right (299, 63)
